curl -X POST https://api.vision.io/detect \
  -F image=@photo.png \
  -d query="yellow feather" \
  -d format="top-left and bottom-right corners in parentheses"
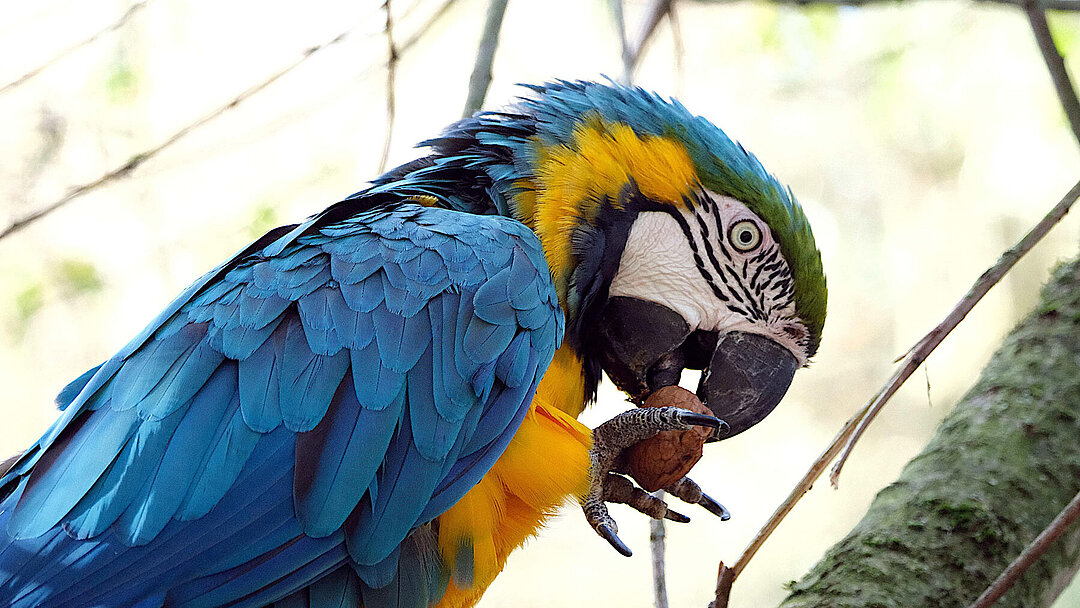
top-left (436, 115), bottom-right (696, 608)
top-left (433, 393), bottom-right (591, 608)
top-left (515, 114), bottom-right (699, 307)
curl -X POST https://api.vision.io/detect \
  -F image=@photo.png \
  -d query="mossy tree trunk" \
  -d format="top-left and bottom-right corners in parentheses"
top-left (779, 255), bottom-right (1080, 608)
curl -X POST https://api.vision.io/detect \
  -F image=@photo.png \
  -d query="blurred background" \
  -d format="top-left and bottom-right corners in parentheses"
top-left (2, 0), bottom-right (1080, 605)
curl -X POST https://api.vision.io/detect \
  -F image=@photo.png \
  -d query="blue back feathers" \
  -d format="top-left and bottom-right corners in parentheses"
top-left (0, 204), bottom-right (560, 607)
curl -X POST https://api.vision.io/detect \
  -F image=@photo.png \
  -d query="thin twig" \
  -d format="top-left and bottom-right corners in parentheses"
top-left (625, 0), bottom-right (673, 76)
top-left (461, 0), bottom-right (509, 118)
top-left (729, 407), bottom-right (867, 577)
top-left (829, 178), bottom-right (1080, 484)
top-left (669, 0), bottom-right (685, 95)
top-left (968, 488), bottom-right (1080, 608)
top-left (0, 0), bottom-right (149, 95)
top-left (611, 0), bottom-right (633, 84)
top-left (724, 180), bottom-right (1080, 593)
top-left (0, 28), bottom-right (353, 241)
top-left (650, 491), bottom-right (669, 608)
top-left (1023, 0), bottom-right (1080, 147)
top-left (0, 0), bottom-right (461, 241)
top-left (379, 0), bottom-right (398, 174)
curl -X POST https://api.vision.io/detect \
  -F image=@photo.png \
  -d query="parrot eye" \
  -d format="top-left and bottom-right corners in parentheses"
top-left (728, 220), bottom-right (762, 253)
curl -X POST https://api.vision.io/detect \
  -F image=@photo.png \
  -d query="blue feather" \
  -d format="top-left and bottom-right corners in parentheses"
top-left (372, 304), bottom-right (431, 374)
top-left (408, 343), bottom-right (465, 460)
top-left (54, 364), bottom-right (103, 411)
top-left (279, 321), bottom-right (350, 432)
top-left (309, 566), bottom-right (363, 608)
top-left (238, 321), bottom-right (286, 433)
top-left (296, 374), bottom-right (404, 538)
top-left (116, 362), bottom-right (237, 545)
top-left (64, 408), bottom-right (188, 540)
top-left (9, 406), bottom-right (141, 539)
top-left (350, 340), bottom-right (406, 411)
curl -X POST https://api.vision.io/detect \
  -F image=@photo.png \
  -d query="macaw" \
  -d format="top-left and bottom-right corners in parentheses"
top-left (0, 80), bottom-right (826, 608)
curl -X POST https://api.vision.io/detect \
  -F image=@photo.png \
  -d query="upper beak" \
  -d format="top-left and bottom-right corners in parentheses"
top-left (697, 331), bottom-right (798, 440)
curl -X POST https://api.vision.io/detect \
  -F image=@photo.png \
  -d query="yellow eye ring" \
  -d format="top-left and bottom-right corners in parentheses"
top-left (728, 219), bottom-right (762, 252)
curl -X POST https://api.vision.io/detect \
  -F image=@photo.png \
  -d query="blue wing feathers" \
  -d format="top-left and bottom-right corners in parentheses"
top-left (54, 363), bottom-right (103, 411)
top-left (0, 203), bottom-right (560, 607)
top-left (295, 374), bottom-right (401, 539)
top-left (116, 362), bottom-right (239, 545)
top-left (9, 406), bottom-right (142, 539)
top-left (65, 409), bottom-right (188, 540)
top-left (239, 321), bottom-right (287, 433)
top-left (279, 321), bottom-right (350, 432)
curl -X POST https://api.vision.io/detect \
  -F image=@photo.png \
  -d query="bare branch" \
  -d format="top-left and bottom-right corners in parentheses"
top-left (625, 0), bottom-right (673, 79)
top-left (461, 0), bottom-right (509, 118)
top-left (708, 562), bottom-right (735, 608)
top-left (379, 0), bottom-right (398, 174)
top-left (729, 408), bottom-right (865, 578)
top-left (650, 491), bottom-right (669, 608)
top-left (723, 179), bottom-right (1080, 597)
top-left (0, 0), bottom-right (462, 241)
top-left (830, 178), bottom-right (1080, 483)
top-left (0, 0), bottom-right (149, 95)
top-left (968, 488), bottom-right (1080, 608)
top-left (610, 0), bottom-right (633, 84)
top-left (398, 0), bottom-right (462, 53)
top-left (1023, 0), bottom-right (1080, 147)
top-left (0, 28), bottom-right (355, 241)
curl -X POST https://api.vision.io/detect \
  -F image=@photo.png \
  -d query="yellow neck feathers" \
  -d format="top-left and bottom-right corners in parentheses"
top-left (512, 115), bottom-right (699, 306)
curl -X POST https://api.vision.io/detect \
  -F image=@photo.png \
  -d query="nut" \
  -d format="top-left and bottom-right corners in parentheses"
top-left (625, 385), bottom-right (712, 492)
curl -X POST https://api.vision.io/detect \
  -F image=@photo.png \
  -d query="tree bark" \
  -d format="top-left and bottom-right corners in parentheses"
top-left (779, 254), bottom-right (1080, 608)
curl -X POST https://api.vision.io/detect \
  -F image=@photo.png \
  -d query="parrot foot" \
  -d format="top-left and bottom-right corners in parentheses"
top-left (582, 406), bottom-right (725, 557)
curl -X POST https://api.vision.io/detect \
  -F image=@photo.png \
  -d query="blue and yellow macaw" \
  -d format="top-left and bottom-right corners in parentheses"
top-left (0, 80), bottom-right (826, 607)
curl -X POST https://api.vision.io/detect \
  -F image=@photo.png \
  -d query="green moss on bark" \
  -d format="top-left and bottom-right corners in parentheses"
top-left (780, 258), bottom-right (1080, 608)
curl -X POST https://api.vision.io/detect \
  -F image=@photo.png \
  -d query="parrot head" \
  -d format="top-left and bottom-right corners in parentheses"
top-left (378, 80), bottom-right (827, 438)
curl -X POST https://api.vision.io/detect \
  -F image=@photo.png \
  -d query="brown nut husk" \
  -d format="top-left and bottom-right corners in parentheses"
top-left (626, 385), bottom-right (712, 492)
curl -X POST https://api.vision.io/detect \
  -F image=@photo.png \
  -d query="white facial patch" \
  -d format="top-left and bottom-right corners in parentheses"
top-left (608, 211), bottom-right (740, 332)
top-left (607, 194), bottom-right (809, 364)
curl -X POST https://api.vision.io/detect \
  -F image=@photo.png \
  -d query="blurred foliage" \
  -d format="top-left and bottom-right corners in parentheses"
top-left (105, 53), bottom-right (139, 104)
top-left (248, 202), bottom-right (281, 239)
top-left (54, 259), bottom-right (104, 296)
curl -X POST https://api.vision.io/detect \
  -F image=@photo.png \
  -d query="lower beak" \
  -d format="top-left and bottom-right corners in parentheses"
top-left (697, 332), bottom-right (798, 440)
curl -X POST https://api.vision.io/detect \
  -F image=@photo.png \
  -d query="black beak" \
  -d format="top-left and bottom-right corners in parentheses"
top-left (696, 331), bottom-right (798, 440)
top-left (593, 297), bottom-right (798, 440)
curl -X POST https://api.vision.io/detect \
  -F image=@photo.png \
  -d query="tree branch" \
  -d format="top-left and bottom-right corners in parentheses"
top-left (1023, 0), bottom-right (1080, 147)
top-left (651, 493), bottom-right (670, 608)
top-left (461, 0), bottom-right (509, 118)
top-left (720, 179), bottom-right (1080, 600)
top-left (968, 488), bottom-right (1080, 608)
top-left (780, 254), bottom-right (1080, 607)
top-left (379, 0), bottom-right (398, 174)
top-left (830, 178), bottom-right (1080, 483)
top-left (611, 0), bottom-right (633, 84)
top-left (0, 0), bottom-right (461, 242)
top-left (0, 0), bottom-right (149, 95)
top-left (624, 0), bottom-right (673, 80)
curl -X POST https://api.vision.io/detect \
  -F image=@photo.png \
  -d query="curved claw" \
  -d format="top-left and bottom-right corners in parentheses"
top-left (677, 412), bottom-right (726, 430)
top-left (597, 523), bottom-right (633, 557)
top-left (699, 492), bottom-right (731, 521)
top-left (664, 509), bottom-right (690, 524)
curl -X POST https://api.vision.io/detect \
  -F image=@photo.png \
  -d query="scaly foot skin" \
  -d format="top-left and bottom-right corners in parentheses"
top-left (582, 406), bottom-right (730, 556)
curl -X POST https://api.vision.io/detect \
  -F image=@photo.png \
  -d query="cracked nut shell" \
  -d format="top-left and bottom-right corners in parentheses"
top-left (626, 386), bottom-right (712, 492)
